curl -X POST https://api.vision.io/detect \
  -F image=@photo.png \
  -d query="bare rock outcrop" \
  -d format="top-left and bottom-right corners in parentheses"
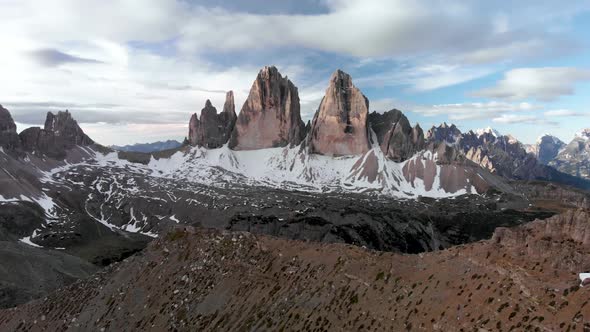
top-left (188, 92), bottom-right (237, 148)
top-left (19, 110), bottom-right (93, 158)
top-left (308, 70), bottom-right (370, 156)
top-left (368, 109), bottom-right (424, 161)
top-left (493, 209), bottom-right (590, 247)
top-left (0, 105), bottom-right (21, 150)
top-left (229, 66), bottom-right (305, 150)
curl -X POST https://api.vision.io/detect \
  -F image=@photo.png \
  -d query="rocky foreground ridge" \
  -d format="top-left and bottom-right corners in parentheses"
top-left (2, 211), bottom-right (590, 331)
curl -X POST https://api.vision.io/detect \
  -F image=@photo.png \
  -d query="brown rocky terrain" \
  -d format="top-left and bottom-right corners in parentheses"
top-left (2, 210), bottom-right (590, 331)
top-left (188, 93), bottom-right (237, 148)
top-left (230, 66), bottom-right (305, 150)
top-left (308, 70), bottom-right (370, 156)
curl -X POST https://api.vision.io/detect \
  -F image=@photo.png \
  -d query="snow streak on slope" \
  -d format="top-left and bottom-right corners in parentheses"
top-left (147, 144), bottom-right (479, 198)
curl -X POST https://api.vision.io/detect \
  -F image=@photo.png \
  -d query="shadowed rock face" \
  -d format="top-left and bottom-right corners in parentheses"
top-left (0, 105), bottom-right (20, 150)
top-left (229, 66), bottom-right (305, 150)
top-left (19, 110), bottom-right (93, 158)
top-left (528, 135), bottom-right (565, 165)
top-left (309, 70), bottom-right (370, 156)
top-left (425, 122), bottom-right (461, 144)
top-left (44, 110), bottom-right (93, 146)
top-left (369, 109), bottom-right (424, 162)
top-left (188, 92), bottom-right (237, 148)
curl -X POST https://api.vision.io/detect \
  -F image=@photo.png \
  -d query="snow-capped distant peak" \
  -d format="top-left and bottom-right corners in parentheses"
top-left (476, 127), bottom-right (501, 138)
top-left (575, 129), bottom-right (590, 141)
top-left (506, 135), bottom-right (520, 144)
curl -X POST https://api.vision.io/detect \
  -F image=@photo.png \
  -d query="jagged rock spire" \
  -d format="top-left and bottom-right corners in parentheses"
top-left (308, 69), bottom-right (370, 156)
top-left (229, 66), bottom-right (305, 150)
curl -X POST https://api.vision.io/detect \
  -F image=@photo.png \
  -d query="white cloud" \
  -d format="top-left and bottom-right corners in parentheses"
top-left (543, 109), bottom-right (588, 117)
top-left (411, 101), bottom-right (537, 120)
top-left (492, 114), bottom-right (556, 125)
top-left (0, 0), bottom-right (589, 144)
top-left (473, 67), bottom-right (590, 101)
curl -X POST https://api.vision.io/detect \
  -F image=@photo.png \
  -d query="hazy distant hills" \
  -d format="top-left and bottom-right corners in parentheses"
top-left (110, 140), bottom-right (182, 153)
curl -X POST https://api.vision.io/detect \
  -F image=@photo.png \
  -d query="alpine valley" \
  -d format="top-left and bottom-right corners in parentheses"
top-left (3, 66), bottom-right (590, 331)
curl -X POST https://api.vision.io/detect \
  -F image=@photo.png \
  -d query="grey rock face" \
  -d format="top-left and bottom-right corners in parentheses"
top-left (0, 105), bottom-right (21, 150)
top-left (368, 109), bottom-right (424, 162)
top-left (549, 130), bottom-right (590, 179)
top-left (230, 66), bottom-right (305, 150)
top-left (19, 110), bottom-right (93, 158)
top-left (528, 135), bottom-right (565, 164)
top-left (189, 94), bottom-right (237, 148)
top-left (425, 123), bottom-right (462, 145)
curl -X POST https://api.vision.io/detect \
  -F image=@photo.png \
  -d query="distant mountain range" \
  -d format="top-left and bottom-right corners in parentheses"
top-left (110, 140), bottom-right (182, 153)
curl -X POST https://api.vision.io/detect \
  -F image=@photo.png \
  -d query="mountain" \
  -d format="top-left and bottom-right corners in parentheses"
top-left (424, 123), bottom-right (590, 190)
top-left (19, 110), bottom-right (93, 158)
top-left (3, 212), bottom-right (590, 331)
top-left (229, 66), bottom-right (305, 150)
top-left (111, 140), bottom-right (182, 153)
top-left (549, 129), bottom-right (590, 179)
top-left (526, 134), bottom-right (565, 164)
top-left (308, 69), bottom-right (370, 156)
top-left (0, 104), bottom-right (21, 150)
top-left (369, 109), bottom-right (424, 162)
top-left (188, 92), bottom-right (236, 148)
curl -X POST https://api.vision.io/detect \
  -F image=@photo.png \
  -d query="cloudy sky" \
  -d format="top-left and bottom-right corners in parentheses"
top-left (2, 0), bottom-right (590, 145)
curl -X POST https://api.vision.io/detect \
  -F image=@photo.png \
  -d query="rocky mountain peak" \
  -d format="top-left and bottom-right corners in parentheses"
top-left (0, 104), bottom-right (21, 150)
top-left (44, 110), bottom-right (94, 145)
top-left (475, 126), bottom-right (501, 138)
top-left (223, 91), bottom-right (235, 115)
top-left (308, 69), bottom-right (370, 156)
top-left (189, 94), bottom-right (237, 148)
top-left (426, 123), bottom-right (462, 145)
top-left (19, 110), bottom-right (93, 158)
top-left (530, 134), bottom-right (565, 164)
top-left (575, 128), bottom-right (590, 141)
top-left (368, 109), bottom-right (424, 162)
top-left (229, 66), bottom-right (305, 150)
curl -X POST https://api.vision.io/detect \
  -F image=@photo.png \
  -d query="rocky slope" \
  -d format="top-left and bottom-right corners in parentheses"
top-left (3, 215), bottom-right (590, 331)
top-left (308, 70), bottom-right (370, 156)
top-left (230, 66), bottom-right (305, 150)
top-left (188, 92), bottom-right (237, 148)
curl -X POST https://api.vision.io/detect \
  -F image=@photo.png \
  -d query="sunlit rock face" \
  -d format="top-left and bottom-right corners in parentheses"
top-left (308, 70), bottom-right (370, 156)
top-left (229, 66), bottom-right (305, 150)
